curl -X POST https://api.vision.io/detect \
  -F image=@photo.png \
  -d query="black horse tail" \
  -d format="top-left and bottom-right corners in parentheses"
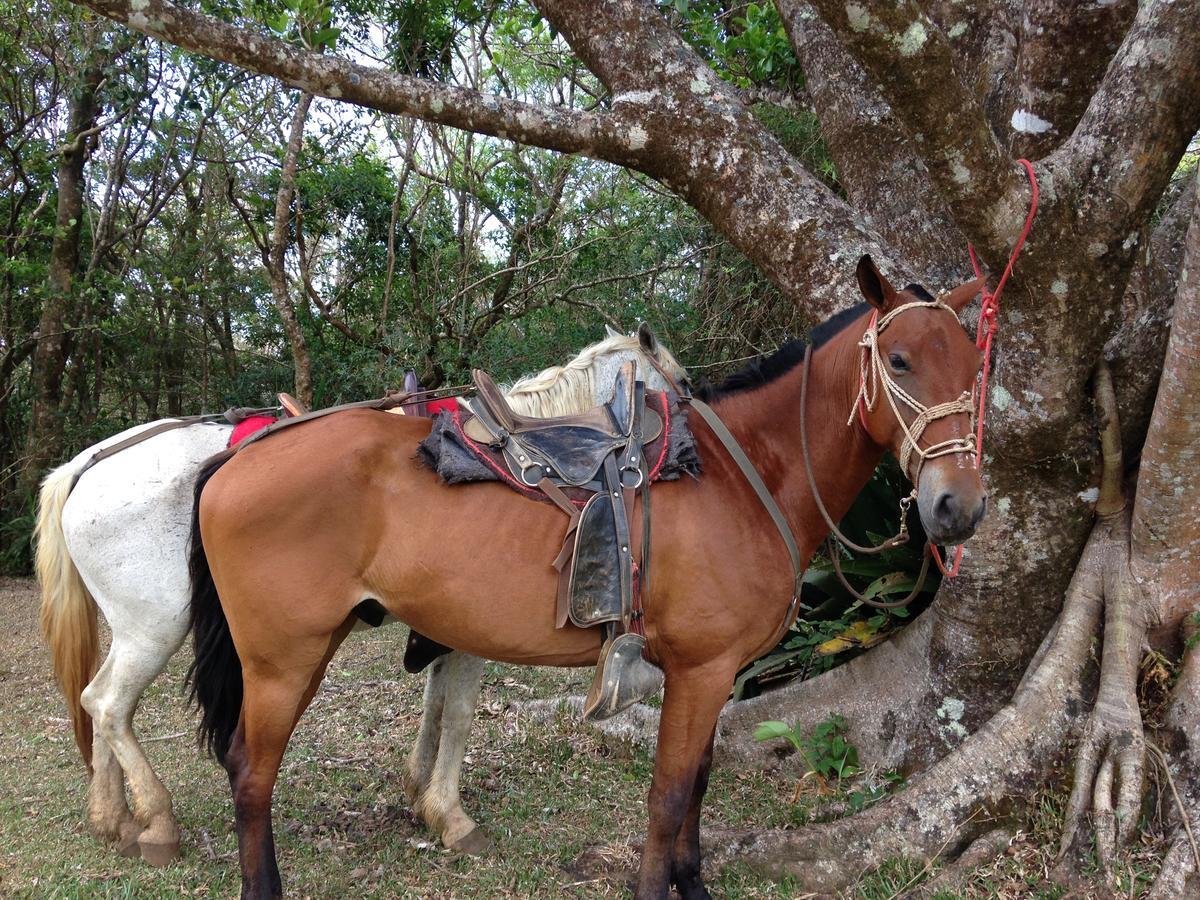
top-left (186, 447), bottom-right (241, 766)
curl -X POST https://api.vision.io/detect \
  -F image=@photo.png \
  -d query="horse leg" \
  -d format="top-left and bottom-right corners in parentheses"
top-left (634, 661), bottom-right (735, 900)
top-left (227, 625), bottom-right (350, 900)
top-left (80, 654), bottom-right (139, 856)
top-left (669, 729), bottom-right (717, 900)
top-left (403, 653), bottom-right (448, 807)
top-left (83, 631), bottom-right (185, 865)
top-left (414, 652), bottom-right (488, 853)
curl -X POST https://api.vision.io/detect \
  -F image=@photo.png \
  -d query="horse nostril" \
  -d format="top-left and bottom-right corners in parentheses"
top-left (934, 491), bottom-right (956, 526)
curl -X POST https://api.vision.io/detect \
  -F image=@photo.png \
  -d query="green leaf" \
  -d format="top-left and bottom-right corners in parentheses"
top-left (752, 721), bottom-right (793, 742)
top-left (311, 26), bottom-right (340, 49)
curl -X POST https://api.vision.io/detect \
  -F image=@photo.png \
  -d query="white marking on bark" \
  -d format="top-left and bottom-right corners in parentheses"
top-left (627, 124), bottom-right (649, 151)
top-left (129, 11), bottom-right (150, 28)
top-left (952, 160), bottom-right (971, 184)
top-left (937, 697), bottom-right (968, 745)
top-left (991, 385), bottom-right (1013, 410)
top-left (613, 90), bottom-right (657, 106)
top-left (846, 3), bottom-right (870, 33)
top-left (948, 21), bottom-right (968, 39)
top-left (1010, 108), bottom-right (1053, 134)
top-left (327, 84), bottom-right (342, 98)
top-left (996, 497), bottom-right (1012, 514)
top-left (1123, 231), bottom-right (1139, 251)
top-left (1088, 240), bottom-right (1108, 258)
top-left (1077, 487), bottom-right (1100, 503)
top-left (130, 0), bottom-right (149, 8)
top-left (429, 98), bottom-right (443, 114)
top-left (689, 75), bottom-right (711, 95)
top-left (1051, 280), bottom-right (1069, 296)
top-left (897, 21), bottom-right (928, 57)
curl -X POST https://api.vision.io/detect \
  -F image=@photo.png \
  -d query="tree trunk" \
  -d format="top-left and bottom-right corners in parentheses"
top-left (268, 92), bottom-right (314, 407)
top-left (20, 44), bottom-right (105, 495)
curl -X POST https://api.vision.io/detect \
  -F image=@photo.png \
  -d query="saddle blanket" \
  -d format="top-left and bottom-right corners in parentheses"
top-left (417, 391), bottom-right (701, 502)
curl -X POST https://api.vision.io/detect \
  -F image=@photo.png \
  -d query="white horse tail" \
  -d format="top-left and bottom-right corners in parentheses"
top-left (34, 459), bottom-right (98, 770)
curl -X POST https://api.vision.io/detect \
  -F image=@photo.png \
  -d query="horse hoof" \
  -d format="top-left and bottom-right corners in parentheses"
top-left (138, 836), bottom-right (181, 866)
top-left (115, 821), bottom-right (142, 859)
top-left (448, 826), bottom-right (492, 856)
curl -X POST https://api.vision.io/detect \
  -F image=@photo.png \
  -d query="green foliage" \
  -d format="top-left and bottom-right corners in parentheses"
top-left (754, 713), bottom-right (860, 783)
top-left (752, 714), bottom-right (904, 817)
top-left (259, 0), bottom-right (341, 50)
top-left (665, 1), bottom-right (802, 91)
top-left (1185, 611), bottom-right (1200, 651)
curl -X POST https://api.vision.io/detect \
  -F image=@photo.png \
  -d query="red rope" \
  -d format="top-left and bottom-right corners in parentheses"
top-left (932, 159), bottom-right (1039, 577)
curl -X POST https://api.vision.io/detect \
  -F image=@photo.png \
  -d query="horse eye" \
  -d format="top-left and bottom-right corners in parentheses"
top-left (889, 353), bottom-right (909, 372)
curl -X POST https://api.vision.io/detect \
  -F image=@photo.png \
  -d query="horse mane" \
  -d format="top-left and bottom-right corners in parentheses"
top-left (698, 302), bottom-right (872, 401)
top-left (502, 333), bottom-right (684, 418)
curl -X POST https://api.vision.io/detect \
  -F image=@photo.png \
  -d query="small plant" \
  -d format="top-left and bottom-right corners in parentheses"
top-left (753, 715), bottom-right (904, 814)
top-left (753, 713), bottom-right (860, 789)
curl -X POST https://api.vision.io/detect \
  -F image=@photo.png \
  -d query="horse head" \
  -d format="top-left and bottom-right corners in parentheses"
top-left (853, 255), bottom-right (988, 545)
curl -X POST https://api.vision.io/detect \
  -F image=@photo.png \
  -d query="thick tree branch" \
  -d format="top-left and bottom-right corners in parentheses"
top-left (777, 2), bottom-right (966, 286)
top-left (1053, 0), bottom-right (1200, 241)
top-left (72, 0), bottom-right (626, 159)
top-left (1000, 0), bottom-right (1136, 160)
top-left (535, 0), bottom-right (913, 317)
top-left (801, 0), bottom-right (1026, 260)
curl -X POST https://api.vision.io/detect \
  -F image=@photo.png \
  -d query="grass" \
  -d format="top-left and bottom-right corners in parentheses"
top-left (0, 577), bottom-right (798, 898)
top-left (0, 577), bottom-right (1171, 898)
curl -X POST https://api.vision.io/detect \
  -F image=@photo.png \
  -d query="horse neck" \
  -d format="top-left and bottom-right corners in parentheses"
top-left (710, 320), bottom-right (885, 562)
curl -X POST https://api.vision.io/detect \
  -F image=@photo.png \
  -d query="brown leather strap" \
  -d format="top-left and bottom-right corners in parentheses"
top-left (233, 394), bottom-right (409, 451)
top-left (688, 398), bottom-right (803, 597)
top-left (70, 409), bottom-right (270, 490)
top-left (799, 346), bottom-right (934, 609)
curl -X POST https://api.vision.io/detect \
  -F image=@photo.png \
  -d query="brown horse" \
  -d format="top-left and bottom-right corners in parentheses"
top-left (189, 256), bottom-right (987, 899)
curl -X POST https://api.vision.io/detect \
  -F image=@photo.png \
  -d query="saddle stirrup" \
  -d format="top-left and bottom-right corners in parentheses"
top-left (583, 624), bottom-right (664, 722)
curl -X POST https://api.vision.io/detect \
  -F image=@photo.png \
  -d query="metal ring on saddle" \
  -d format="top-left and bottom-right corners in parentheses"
top-left (620, 465), bottom-right (645, 489)
top-left (522, 464), bottom-right (550, 487)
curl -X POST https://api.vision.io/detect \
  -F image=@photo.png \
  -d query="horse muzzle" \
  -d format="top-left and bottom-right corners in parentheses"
top-left (917, 476), bottom-right (987, 546)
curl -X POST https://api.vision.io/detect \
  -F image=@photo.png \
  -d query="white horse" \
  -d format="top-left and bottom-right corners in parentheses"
top-left (35, 326), bottom-right (686, 865)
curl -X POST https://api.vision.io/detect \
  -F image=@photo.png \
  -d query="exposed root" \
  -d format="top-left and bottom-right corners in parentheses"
top-left (1056, 514), bottom-right (1148, 879)
top-left (912, 828), bottom-right (1015, 898)
top-left (1149, 635), bottom-right (1200, 897)
top-left (702, 534), bottom-right (1106, 892)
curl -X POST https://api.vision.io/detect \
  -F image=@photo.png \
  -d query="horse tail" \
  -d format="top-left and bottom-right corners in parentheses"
top-left (34, 459), bottom-right (99, 769)
top-left (186, 448), bottom-right (241, 766)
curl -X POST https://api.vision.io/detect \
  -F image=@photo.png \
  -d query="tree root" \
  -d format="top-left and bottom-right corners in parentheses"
top-left (1148, 635), bottom-right (1200, 897)
top-left (1056, 511), bottom-right (1149, 880)
top-left (703, 530), bottom-right (1107, 892)
top-left (912, 828), bottom-right (1014, 899)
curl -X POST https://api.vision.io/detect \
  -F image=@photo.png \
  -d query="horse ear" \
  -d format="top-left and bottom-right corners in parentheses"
top-left (942, 276), bottom-right (987, 312)
top-left (404, 370), bottom-right (420, 393)
top-left (856, 254), bottom-right (897, 310)
top-left (605, 324), bottom-right (623, 339)
top-left (637, 322), bottom-right (659, 354)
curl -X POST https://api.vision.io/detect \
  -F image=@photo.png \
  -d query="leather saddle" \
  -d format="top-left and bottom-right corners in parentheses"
top-left (464, 366), bottom-right (662, 488)
top-left (461, 361), bottom-right (665, 719)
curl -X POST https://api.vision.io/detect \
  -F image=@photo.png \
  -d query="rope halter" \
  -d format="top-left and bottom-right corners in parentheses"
top-left (849, 300), bottom-right (977, 485)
